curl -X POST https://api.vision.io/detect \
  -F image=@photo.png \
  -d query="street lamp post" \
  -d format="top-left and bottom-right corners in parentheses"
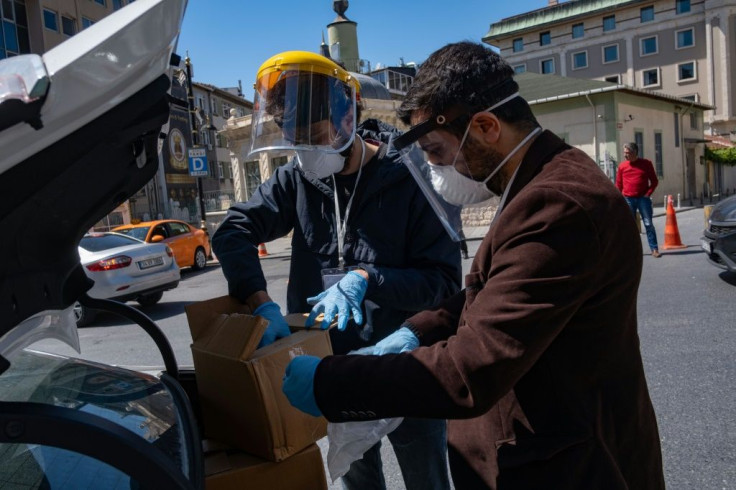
top-left (184, 55), bottom-right (207, 232)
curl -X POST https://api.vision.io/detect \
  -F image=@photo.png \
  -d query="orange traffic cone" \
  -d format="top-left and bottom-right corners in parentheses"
top-left (663, 195), bottom-right (686, 250)
top-left (258, 243), bottom-right (268, 257)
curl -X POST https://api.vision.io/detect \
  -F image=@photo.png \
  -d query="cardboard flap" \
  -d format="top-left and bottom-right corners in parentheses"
top-left (185, 296), bottom-right (252, 341)
top-left (201, 313), bottom-right (267, 361)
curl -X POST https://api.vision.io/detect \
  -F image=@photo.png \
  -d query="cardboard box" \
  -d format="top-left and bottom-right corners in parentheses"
top-left (204, 441), bottom-right (327, 490)
top-left (185, 296), bottom-right (332, 462)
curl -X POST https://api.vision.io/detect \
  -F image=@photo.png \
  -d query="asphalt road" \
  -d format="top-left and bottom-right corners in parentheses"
top-left (32, 206), bottom-right (735, 489)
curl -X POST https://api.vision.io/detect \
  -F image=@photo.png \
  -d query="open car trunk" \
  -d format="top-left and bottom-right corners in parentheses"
top-left (0, 1), bottom-right (203, 488)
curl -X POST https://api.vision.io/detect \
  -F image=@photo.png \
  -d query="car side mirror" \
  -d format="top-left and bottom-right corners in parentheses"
top-left (151, 235), bottom-right (165, 243)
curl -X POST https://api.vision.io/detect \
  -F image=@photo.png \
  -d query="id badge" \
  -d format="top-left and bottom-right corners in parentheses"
top-left (320, 266), bottom-right (360, 290)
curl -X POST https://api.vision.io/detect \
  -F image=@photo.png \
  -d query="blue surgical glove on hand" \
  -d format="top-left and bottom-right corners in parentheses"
top-left (253, 301), bottom-right (291, 348)
top-left (373, 327), bottom-right (419, 355)
top-left (282, 355), bottom-right (322, 417)
top-left (305, 271), bottom-right (368, 331)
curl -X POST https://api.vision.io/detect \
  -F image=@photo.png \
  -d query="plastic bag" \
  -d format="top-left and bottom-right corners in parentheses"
top-left (326, 417), bottom-right (403, 482)
top-left (325, 345), bottom-right (403, 482)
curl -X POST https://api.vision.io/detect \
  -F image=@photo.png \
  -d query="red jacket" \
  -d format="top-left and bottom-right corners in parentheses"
top-left (616, 158), bottom-right (658, 197)
top-left (314, 132), bottom-right (665, 489)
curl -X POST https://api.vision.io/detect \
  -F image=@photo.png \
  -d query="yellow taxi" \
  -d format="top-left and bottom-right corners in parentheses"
top-left (113, 219), bottom-right (211, 270)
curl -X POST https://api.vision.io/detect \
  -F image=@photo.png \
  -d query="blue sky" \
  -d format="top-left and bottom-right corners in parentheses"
top-left (177, 0), bottom-right (549, 101)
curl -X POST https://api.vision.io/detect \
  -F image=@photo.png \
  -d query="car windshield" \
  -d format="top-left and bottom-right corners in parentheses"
top-left (116, 227), bottom-right (150, 241)
top-left (79, 234), bottom-right (143, 252)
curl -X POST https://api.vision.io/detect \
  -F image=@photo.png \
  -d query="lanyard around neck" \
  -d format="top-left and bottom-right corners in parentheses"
top-left (332, 136), bottom-right (366, 270)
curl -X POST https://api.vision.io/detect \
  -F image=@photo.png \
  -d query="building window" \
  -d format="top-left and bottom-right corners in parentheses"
top-left (572, 51), bottom-right (588, 70)
top-left (640, 6), bottom-right (654, 22)
top-left (654, 132), bottom-right (663, 177)
top-left (602, 15), bottom-right (615, 32)
top-left (0, 1), bottom-right (30, 58)
top-left (94, 0), bottom-right (106, 6)
top-left (195, 94), bottom-right (205, 111)
top-left (512, 38), bottom-right (523, 52)
top-left (210, 98), bottom-right (218, 116)
top-left (605, 75), bottom-right (620, 84)
top-left (674, 113), bottom-right (680, 147)
top-left (602, 44), bottom-right (619, 63)
top-left (82, 17), bottom-right (94, 29)
top-left (689, 112), bottom-right (698, 130)
top-left (244, 160), bottom-right (261, 201)
top-left (385, 70), bottom-right (413, 94)
top-left (222, 102), bottom-right (232, 118)
top-left (43, 8), bottom-right (58, 31)
top-left (270, 155), bottom-right (289, 174)
top-left (113, 0), bottom-right (123, 10)
top-left (640, 35), bottom-right (658, 56)
top-left (219, 161), bottom-right (232, 179)
top-left (677, 61), bottom-right (696, 82)
top-left (634, 131), bottom-right (644, 158)
top-left (642, 68), bottom-right (659, 87)
top-left (572, 23), bottom-right (584, 39)
top-left (540, 58), bottom-right (555, 74)
top-left (676, 28), bottom-right (694, 49)
top-left (676, 0), bottom-right (690, 14)
top-left (539, 31), bottom-right (551, 46)
top-left (61, 16), bottom-right (76, 36)
top-left (513, 64), bottom-right (526, 74)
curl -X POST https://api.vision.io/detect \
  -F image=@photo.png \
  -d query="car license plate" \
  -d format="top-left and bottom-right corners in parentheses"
top-left (138, 257), bottom-right (164, 270)
top-left (700, 238), bottom-right (713, 254)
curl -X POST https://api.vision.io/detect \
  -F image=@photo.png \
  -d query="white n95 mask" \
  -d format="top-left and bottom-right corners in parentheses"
top-left (428, 163), bottom-right (494, 206)
top-left (296, 150), bottom-right (346, 179)
top-left (429, 125), bottom-right (542, 205)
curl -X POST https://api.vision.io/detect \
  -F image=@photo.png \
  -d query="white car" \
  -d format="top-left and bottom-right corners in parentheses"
top-left (75, 232), bottom-right (180, 326)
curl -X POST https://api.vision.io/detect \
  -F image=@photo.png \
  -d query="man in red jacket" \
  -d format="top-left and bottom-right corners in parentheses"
top-left (616, 142), bottom-right (661, 257)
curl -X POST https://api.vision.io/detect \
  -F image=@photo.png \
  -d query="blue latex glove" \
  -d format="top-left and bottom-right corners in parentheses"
top-left (305, 271), bottom-right (368, 331)
top-left (373, 327), bottom-right (419, 355)
top-left (282, 355), bottom-right (322, 417)
top-left (253, 301), bottom-right (291, 348)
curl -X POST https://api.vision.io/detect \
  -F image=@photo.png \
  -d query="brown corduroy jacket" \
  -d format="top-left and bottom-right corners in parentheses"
top-left (314, 130), bottom-right (665, 489)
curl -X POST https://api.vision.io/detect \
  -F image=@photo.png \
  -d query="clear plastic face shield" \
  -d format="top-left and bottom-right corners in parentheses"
top-left (391, 132), bottom-right (466, 242)
top-left (392, 86), bottom-right (526, 242)
top-left (250, 67), bottom-right (358, 156)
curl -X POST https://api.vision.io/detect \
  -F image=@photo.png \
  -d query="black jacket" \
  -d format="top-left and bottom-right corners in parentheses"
top-left (212, 119), bottom-right (462, 352)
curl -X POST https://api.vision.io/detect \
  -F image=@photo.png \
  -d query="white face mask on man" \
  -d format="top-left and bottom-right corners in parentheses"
top-left (295, 150), bottom-right (346, 179)
top-left (427, 92), bottom-right (541, 206)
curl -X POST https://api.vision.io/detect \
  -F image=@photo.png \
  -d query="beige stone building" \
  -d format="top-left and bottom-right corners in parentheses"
top-left (484, 0), bottom-right (736, 198)
top-left (191, 82), bottom-right (253, 214)
top-left (484, 0), bottom-right (736, 138)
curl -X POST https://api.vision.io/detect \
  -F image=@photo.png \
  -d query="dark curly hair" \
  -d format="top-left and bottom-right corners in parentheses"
top-left (397, 41), bottom-right (538, 136)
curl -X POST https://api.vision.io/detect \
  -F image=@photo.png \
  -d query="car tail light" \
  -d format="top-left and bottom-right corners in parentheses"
top-left (165, 246), bottom-right (174, 257)
top-left (86, 255), bottom-right (132, 271)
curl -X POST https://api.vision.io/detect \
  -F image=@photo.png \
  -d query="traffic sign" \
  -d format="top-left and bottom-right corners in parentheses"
top-left (188, 148), bottom-right (208, 176)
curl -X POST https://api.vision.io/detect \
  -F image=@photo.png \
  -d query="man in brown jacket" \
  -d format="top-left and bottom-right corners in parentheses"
top-left (283, 42), bottom-right (665, 489)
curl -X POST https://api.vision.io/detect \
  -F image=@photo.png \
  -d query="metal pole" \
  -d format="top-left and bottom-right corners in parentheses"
top-left (184, 55), bottom-right (207, 232)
